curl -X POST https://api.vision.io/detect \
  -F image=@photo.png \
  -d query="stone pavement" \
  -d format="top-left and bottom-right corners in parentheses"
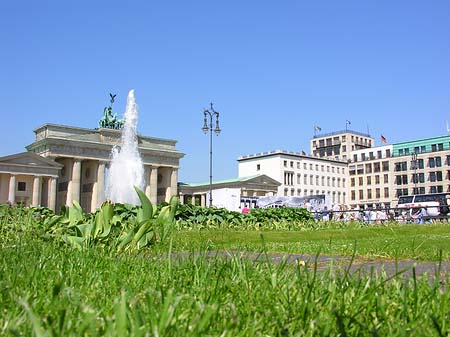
top-left (203, 251), bottom-right (450, 280)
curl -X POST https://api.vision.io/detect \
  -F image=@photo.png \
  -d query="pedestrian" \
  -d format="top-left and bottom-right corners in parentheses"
top-left (321, 206), bottom-right (330, 221)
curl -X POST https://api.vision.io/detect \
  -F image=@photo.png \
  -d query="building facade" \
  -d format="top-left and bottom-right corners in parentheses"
top-left (178, 174), bottom-right (280, 211)
top-left (347, 145), bottom-right (394, 208)
top-left (392, 135), bottom-right (450, 198)
top-left (0, 123), bottom-right (184, 212)
top-left (311, 130), bottom-right (374, 161)
top-left (238, 150), bottom-right (348, 205)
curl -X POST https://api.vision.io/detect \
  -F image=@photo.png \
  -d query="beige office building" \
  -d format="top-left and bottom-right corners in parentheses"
top-left (311, 130), bottom-right (374, 161)
top-left (0, 124), bottom-right (184, 212)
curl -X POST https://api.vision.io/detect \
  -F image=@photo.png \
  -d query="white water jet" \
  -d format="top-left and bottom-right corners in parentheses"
top-left (106, 89), bottom-right (145, 204)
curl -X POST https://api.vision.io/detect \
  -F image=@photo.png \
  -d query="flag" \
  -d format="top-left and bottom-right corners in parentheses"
top-left (314, 125), bottom-right (321, 132)
top-left (346, 120), bottom-right (351, 125)
top-left (381, 135), bottom-right (387, 144)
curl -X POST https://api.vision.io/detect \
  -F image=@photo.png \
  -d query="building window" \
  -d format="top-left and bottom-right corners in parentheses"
top-left (351, 190), bottom-right (356, 200)
top-left (290, 161), bottom-right (294, 168)
top-left (386, 149), bottom-right (391, 157)
top-left (17, 182), bottom-right (26, 192)
top-left (359, 177), bottom-right (363, 186)
top-left (297, 174), bottom-right (301, 184)
top-left (384, 187), bottom-right (389, 198)
top-left (351, 178), bottom-right (355, 187)
top-left (359, 190), bottom-right (364, 199)
top-left (256, 164), bottom-right (260, 171)
top-left (384, 174), bottom-right (389, 184)
top-left (377, 150), bottom-right (382, 159)
top-left (382, 161), bottom-right (389, 171)
top-left (374, 162), bottom-right (381, 173)
top-left (429, 158), bottom-right (436, 168)
top-left (430, 172), bottom-right (437, 182)
top-left (432, 144), bottom-right (437, 152)
top-left (375, 175), bottom-right (380, 184)
top-left (418, 159), bottom-right (424, 169)
top-left (365, 163), bottom-right (372, 173)
top-left (284, 160), bottom-right (287, 167)
top-left (375, 188), bottom-right (381, 198)
top-left (367, 189), bottom-right (372, 199)
top-left (367, 176), bottom-right (372, 185)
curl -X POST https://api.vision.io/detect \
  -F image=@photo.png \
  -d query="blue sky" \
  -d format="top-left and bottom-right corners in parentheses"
top-left (1, 1), bottom-right (450, 183)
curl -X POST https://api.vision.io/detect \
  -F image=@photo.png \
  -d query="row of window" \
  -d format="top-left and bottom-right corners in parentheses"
top-left (397, 142), bottom-right (448, 156)
top-left (352, 149), bottom-right (391, 162)
top-left (396, 185), bottom-right (445, 197)
top-left (396, 171), bottom-right (445, 185)
top-left (349, 161), bottom-right (390, 175)
top-left (279, 161), bottom-right (346, 174)
top-left (350, 188), bottom-right (390, 201)
top-left (283, 172), bottom-right (346, 188)
top-left (350, 174), bottom-right (389, 187)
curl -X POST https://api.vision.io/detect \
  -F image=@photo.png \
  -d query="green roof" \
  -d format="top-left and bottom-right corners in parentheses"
top-left (179, 175), bottom-right (260, 187)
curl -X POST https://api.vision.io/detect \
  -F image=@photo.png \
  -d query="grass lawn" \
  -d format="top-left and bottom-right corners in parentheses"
top-left (2, 229), bottom-right (450, 336)
top-left (2, 204), bottom-right (450, 336)
top-left (172, 223), bottom-right (450, 261)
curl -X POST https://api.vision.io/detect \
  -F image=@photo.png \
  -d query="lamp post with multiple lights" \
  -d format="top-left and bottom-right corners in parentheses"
top-left (202, 103), bottom-right (221, 207)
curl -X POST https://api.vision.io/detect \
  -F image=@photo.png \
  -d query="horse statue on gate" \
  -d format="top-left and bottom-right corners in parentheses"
top-left (99, 93), bottom-right (124, 129)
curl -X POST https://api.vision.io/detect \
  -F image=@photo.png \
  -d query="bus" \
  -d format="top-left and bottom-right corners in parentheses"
top-left (397, 193), bottom-right (450, 217)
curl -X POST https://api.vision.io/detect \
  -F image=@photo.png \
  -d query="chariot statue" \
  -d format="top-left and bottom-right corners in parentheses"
top-left (99, 93), bottom-right (124, 129)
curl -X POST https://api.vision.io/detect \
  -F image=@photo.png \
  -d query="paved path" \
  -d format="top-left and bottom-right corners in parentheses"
top-left (202, 251), bottom-right (450, 280)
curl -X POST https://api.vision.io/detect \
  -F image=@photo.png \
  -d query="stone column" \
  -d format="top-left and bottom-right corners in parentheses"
top-left (32, 176), bottom-right (42, 207)
top-left (91, 161), bottom-right (106, 211)
top-left (201, 194), bottom-right (206, 207)
top-left (149, 166), bottom-right (158, 205)
top-left (8, 174), bottom-right (16, 205)
top-left (191, 195), bottom-right (197, 206)
top-left (165, 168), bottom-right (178, 202)
top-left (48, 177), bottom-right (57, 211)
top-left (71, 159), bottom-right (82, 206)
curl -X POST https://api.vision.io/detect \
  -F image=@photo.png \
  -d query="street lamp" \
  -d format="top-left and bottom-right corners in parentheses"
top-left (411, 152), bottom-right (418, 194)
top-left (202, 103), bottom-right (221, 207)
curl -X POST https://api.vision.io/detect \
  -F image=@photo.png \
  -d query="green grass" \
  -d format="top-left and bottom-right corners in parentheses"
top-left (2, 206), bottom-right (450, 335)
top-left (172, 223), bottom-right (450, 261)
top-left (1, 229), bottom-right (450, 336)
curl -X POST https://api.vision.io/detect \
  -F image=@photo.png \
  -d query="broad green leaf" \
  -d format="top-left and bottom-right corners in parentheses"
top-left (134, 186), bottom-right (153, 220)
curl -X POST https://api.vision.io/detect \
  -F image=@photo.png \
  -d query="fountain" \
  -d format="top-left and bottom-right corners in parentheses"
top-left (105, 89), bottom-right (145, 204)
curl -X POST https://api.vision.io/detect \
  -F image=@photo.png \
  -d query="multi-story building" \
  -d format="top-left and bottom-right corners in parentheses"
top-left (311, 130), bottom-right (374, 161)
top-left (347, 135), bottom-right (450, 208)
top-left (238, 150), bottom-right (348, 205)
top-left (347, 145), bottom-right (394, 208)
top-left (392, 135), bottom-right (450, 199)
